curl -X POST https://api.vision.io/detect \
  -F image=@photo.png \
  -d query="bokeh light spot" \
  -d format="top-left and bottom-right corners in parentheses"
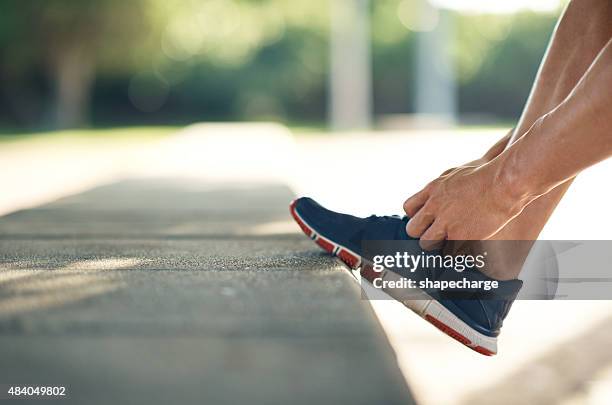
top-left (398, 0), bottom-right (440, 32)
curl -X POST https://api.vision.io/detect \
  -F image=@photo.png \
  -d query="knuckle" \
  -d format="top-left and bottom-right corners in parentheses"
top-left (421, 209), bottom-right (435, 220)
top-left (424, 198), bottom-right (438, 210)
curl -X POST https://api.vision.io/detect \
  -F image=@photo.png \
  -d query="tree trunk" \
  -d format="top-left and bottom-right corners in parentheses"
top-left (329, 0), bottom-right (372, 131)
top-left (52, 45), bottom-right (95, 129)
top-left (414, 5), bottom-right (456, 126)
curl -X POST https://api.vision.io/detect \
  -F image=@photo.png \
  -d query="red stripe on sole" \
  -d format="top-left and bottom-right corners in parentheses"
top-left (474, 346), bottom-right (495, 356)
top-left (315, 238), bottom-right (335, 254)
top-left (290, 201), bottom-right (313, 238)
top-left (425, 314), bottom-right (472, 346)
top-left (425, 315), bottom-right (495, 356)
top-left (337, 249), bottom-right (359, 269)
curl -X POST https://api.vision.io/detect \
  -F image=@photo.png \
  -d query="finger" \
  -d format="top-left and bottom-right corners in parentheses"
top-left (419, 221), bottom-right (446, 251)
top-left (403, 188), bottom-right (429, 217)
top-left (406, 207), bottom-right (435, 238)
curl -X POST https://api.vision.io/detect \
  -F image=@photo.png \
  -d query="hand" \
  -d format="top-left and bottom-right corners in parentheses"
top-left (437, 157), bottom-right (486, 177)
top-left (403, 162), bottom-right (527, 249)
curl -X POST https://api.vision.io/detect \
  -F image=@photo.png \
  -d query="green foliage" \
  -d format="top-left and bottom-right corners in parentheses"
top-left (0, 0), bottom-right (561, 128)
top-left (456, 12), bottom-right (557, 118)
top-left (0, 0), bottom-right (153, 72)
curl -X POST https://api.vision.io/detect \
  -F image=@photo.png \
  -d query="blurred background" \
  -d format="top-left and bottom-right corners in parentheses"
top-left (0, 0), bottom-right (562, 133)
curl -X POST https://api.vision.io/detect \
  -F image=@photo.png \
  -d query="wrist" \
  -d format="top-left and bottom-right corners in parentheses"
top-left (488, 148), bottom-right (539, 213)
top-left (495, 116), bottom-right (561, 204)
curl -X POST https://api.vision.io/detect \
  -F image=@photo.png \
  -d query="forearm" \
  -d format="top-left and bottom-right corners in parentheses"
top-left (495, 38), bottom-right (612, 202)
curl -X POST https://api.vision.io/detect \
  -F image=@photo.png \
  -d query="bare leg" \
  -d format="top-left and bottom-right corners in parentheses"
top-left (483, 0), bottom-right (612, 279)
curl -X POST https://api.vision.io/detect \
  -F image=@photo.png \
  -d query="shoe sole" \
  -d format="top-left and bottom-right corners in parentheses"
top-left (290, 200), bottom-right (497, 356)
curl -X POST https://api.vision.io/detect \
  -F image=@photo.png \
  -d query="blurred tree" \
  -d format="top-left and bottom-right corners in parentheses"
top-left (455, 12), bottom-right (557, 120)
top-left (0, 0), bottom-right (154, 128)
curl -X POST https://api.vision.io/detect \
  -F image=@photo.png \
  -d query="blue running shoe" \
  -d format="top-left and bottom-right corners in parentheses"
top-left (290, 197), bottom-right (522, 356)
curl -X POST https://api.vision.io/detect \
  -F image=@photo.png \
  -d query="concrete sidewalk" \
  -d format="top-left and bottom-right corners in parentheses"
top-left (0, 179), bottom-right (414, 404)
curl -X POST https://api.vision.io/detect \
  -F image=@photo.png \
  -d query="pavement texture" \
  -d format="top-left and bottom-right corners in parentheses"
top-left (0, 179), bottom-right (414, 405)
